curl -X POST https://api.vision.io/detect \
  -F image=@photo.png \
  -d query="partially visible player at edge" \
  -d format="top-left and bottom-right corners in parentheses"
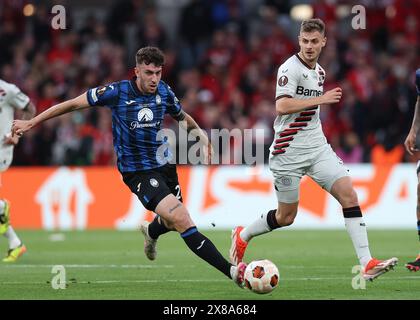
top-left (0, 79), bottom-right (36, 262)
top-left (403, 68), bottom-right (420, 272)
top-left (229, 19), bottom-right (398, 281)
top-left (12, 46), bottom-right (247, 287)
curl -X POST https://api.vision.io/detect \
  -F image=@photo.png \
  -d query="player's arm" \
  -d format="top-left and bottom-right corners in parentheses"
top-left (20, 101), bottom-right (36, 120)
top-left (12, 93), bottom-right (90, 136)
top-left (4, 102), bottom-right (37, 146)
top-left (404, 96), bottom-right (420, 155)
top-left (276, 87), bottom-right (342, 115)
top-left (178, 110), bottom-right (214, 163)
top-left (166, 84), bottom-right (214, 162)
top-left (14, 101), bottom-right (36, 121)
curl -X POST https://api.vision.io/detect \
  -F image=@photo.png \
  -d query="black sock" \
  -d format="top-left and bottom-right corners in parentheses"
top-left (343, 206), bottom-right (362, 218)
top-left (181, 227), bottom-right (232, 279)
top-left (148, 215), bottom-right (170, 240)
top-left (266, 209), bottom-right (281, 229)
top-left (417, 220), bottom-right (420, 241)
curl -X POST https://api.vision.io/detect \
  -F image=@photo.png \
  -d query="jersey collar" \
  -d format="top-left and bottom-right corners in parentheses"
top-left (130, 77), bottom-right (144, 96)
top-left (295, 53), bottom-right (316, 70)
top-left (130, 77), bottom-right (158, 96)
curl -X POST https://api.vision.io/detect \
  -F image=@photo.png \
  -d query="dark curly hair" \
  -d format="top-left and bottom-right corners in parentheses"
top-left (135, 46), bottom-right (165, 66)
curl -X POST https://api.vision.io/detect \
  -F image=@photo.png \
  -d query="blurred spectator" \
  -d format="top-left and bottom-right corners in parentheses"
top-left (336, 132), bottom-right (363, 164)
top-left (179, 0), bottom-right (214, 69)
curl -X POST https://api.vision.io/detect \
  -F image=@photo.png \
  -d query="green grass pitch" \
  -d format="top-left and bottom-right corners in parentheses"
top-left (0, 230), bottom-right (419, 299)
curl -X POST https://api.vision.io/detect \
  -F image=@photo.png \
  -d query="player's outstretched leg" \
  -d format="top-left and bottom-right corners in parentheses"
top-left (230, 262), bottom-right (248, 288)
top-left (229, 226), bottom-right (248, 265)
top-left (230, 205), bottom-right (296, 264)
top-left (139, 215), bottom-right (172, 261)
top-left (140, 221), bottom-right (158, 261)
top-left (1, 200), bottom-right (26, 263)
top-left (181, 225), bottom-right (247, 288)
top-left (156, 194), bottom-right (248, 288)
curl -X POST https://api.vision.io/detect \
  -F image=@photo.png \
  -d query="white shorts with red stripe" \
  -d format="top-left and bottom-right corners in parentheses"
top-left (269, 143), bottom-right (349, 203)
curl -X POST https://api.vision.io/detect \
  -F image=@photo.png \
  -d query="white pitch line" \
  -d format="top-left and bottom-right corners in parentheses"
top-left (0, 264), bottom-right (175, 269)
top-left (1, 276), bottom-right (419, 286)
top-left (0, 279), bottom-right (227, 285)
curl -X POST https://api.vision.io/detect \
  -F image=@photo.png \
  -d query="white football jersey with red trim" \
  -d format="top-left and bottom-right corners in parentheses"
top-left (0, 79), bottom-right (30, 171)
top-left (271, 54), bottom-right (327, 155)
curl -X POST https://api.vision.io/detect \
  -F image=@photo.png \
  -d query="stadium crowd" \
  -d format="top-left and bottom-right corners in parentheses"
top-left (0, 0), bottom-right (419, 166)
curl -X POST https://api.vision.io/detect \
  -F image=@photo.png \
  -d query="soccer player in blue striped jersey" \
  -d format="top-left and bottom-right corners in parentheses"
top-left (404, 68), bottom-right (420, 272)
top-left (12, 47), bottom-right (247, 287)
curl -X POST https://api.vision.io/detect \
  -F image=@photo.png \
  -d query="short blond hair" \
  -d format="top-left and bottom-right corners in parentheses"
top-left (300, 18), bottom-right (325, 35)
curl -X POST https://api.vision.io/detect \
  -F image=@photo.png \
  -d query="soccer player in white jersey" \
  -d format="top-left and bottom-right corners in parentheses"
top-left (0, 79), bottom-right (36, 262)
top-left (230, 18), bottom-right (398, 281)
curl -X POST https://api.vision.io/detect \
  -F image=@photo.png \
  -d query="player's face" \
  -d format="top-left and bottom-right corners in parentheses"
top-left (135, 63), bottom-right (162, 94)
top-left (298, 31), bottom-right (326, 62)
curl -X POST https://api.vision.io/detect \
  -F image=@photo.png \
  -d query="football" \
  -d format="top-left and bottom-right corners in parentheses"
top-left (244, 259), bottom-right (279, 294)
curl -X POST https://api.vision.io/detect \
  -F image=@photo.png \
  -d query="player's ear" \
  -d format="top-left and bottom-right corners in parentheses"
top-left (134, 66), bottom-right (140, 77)
top-left (321, 36), bottom-right (327, 47)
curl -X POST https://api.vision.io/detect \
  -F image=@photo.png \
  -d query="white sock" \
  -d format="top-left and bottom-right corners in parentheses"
top-left (345, 217), bottom-right (372, 267)
top-left (4, 226), bottom-right (21, 249)
top-left (240, 212), bottom-right (272, 242)
top-left (230, 265), bottom-right (236, 279)
top-left (0, 200), bottom-right (5, 214)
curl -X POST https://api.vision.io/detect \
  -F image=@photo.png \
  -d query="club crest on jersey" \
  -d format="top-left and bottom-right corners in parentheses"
top-left (156, 94), bottom-right (161, 105)
top-left (96, 86), bottom-right (107, 95)
top-left (278, 75), bottom-right (288, 87)
top-left (137, 108), bottom-right (154, 122)
top-left (150, 178), bottom-right (159, 188)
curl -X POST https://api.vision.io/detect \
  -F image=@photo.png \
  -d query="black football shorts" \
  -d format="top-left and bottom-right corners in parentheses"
top-left (122, 164), bottom-right (183, 211)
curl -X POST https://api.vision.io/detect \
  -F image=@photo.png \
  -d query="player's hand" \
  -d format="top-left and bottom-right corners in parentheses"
top-left (3, 133), bottom-right (19, 146)
top-left (11, 119), bottom-right (34, 137)
top-left (404, 130), bottom-right (418, 155)
top-left (322, 87), bottom-right (342, 105)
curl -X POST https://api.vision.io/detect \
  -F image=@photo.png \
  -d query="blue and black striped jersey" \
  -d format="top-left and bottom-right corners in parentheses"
top-left (416, 68), bottom-right (420, 96)
top-left (87, 78), bottom-right (183, 173)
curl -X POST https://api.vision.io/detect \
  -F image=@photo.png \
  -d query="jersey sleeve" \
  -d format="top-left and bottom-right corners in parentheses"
top-left (87, 83), bottom-right (119, 107)
top-left (7, 84), bottom-right (30, 110)
top-left (165, 84), bottom-right (185, 121)
top-left (275, 61), bottom-right (300, 100)
top-left (416, 69), bottom-right (420, 96)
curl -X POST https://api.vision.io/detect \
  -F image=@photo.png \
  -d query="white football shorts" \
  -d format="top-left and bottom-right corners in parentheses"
top-left (269, 143), bottom-right (349, 203)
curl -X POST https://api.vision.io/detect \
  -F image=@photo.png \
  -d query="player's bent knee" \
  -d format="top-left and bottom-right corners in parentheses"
top-left (337, 188), bottom-right (358, 207)
top-left (161, 217), bottom-right (175, 230)
top-left (171, 209), bottom-right (194, 233)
